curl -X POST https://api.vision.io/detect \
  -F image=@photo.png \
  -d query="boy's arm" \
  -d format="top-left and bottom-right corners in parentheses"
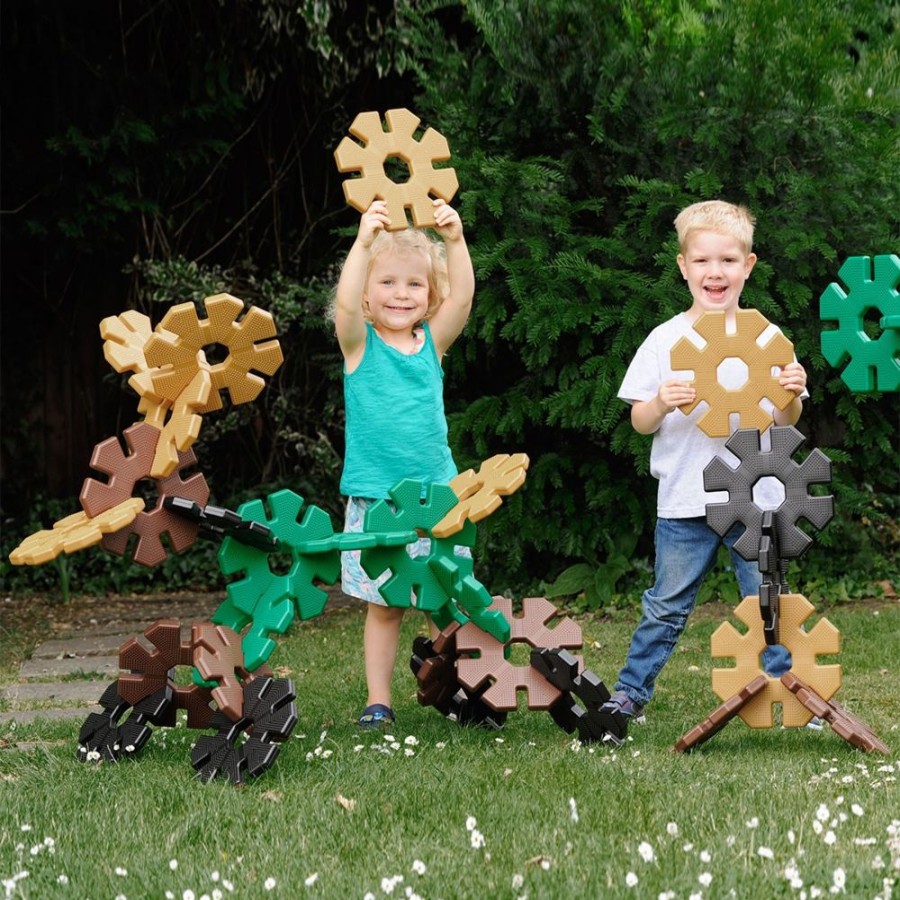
top-left (429, 199), bottom-right (475, 358)
top-left (630, 380), bottom-right (696, 434)
top-left (334, 201), bottom-right (390, 364)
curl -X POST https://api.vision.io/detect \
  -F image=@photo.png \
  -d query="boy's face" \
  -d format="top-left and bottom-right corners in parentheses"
top-left (677, 230), bottom-right (757, 320)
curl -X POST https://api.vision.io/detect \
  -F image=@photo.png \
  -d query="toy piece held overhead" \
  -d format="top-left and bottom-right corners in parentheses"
top-left (820, 254), bottom-right (900, 392)
top-left (334, 108), bottom-right (458, 230)
top-left (670, 309), bottom-right (795, 437)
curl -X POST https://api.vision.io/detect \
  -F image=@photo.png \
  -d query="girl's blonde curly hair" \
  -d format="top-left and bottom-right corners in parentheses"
top-left (329, 227), bottom-right (450, 323)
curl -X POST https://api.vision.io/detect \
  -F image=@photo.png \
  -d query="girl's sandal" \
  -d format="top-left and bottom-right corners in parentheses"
top-left (357, 703), bottom-right (395, 729)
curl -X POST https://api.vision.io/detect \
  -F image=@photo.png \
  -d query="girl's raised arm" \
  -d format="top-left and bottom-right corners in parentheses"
top-left (429, 199), bottom-right (475, 359)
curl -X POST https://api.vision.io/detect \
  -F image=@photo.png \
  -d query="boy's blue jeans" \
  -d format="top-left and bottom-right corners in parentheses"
top-left (615, 516), bottom-right (791, 707)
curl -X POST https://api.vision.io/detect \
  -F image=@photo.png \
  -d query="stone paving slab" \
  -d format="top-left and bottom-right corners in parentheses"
top-left (0, 707), bottom-right (96, 726)
top-left (19, 656), bottom-right (119, 680)
top-left (32, 634), bottom-right (139, 659)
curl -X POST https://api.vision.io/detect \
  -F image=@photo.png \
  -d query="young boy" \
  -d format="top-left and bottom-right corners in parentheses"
top-left (605, 200), bottom-right (808, 720)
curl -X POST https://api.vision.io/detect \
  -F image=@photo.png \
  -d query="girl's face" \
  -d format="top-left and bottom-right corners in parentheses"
top-left (677, 230), bottom-right (757, 320)
top-left (364, 250), bottom-right (431, 334)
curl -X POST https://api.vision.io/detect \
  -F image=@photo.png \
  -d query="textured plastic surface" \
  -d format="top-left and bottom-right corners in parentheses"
top-left (670, 309), bottom-right (795, 436)
top-left (334, 108), bottom-right (458, 230)
top-left (820, 254), bottom-right (900, 392)
top-left (704, 425), bottom-right (834, 562)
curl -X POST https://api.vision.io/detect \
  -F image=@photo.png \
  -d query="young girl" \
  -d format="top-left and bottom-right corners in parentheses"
top-left (334, 197), bottom-right (475, 728)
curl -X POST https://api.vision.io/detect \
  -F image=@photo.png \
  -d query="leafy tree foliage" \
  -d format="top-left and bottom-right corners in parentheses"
top-left (393, 0), bottom-right (899, 600)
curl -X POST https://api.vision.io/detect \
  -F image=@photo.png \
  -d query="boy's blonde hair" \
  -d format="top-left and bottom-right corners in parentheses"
top-left (674, 200), bottom-right (756, 256)
top-left (364, 228), bottom-right (449, 322)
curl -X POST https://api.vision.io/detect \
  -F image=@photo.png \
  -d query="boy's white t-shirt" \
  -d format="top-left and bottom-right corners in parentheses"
top-left (618, 312), bottom-right (807, 518)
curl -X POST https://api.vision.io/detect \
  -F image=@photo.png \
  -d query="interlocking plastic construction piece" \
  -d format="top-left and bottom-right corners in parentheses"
top-left (192, 622), bottom-right (250, 722)
top-left (711, 594), bottom-right (841, 728)
top-left (96, 445), bottom-right (210, 568)
top-left (674, 674), bottom-right (770, 753)
top-left (820, 254), bottom-right (900, 392)
top-left (9, 498), bottom-right (145, 565)
top-left (432, 453), bottom-right (530, 538)
top-left (704, 425), bottom-right (834, 562)
top-left (781, 672), bottom-right (889, 754)
top-left (77, 680), bottom-right (174, 762)
top-left (164, 497), bottom-right (280, 552)
top-left (456, 597), bottom-right (583, 711)
top-left (410, 624), bottom-right (507, 729)
top-left (191, 675), bottom-right (297, 784)
top-left (144, 294), bottom-right (284, 412)
top-left (360, 479), bottom-right (477, 610)
top-left (215, 490), bottom-right (340, 671)
top-left (117, 618), bottom-right (214, 730)
top-left (428, 555), bottom-right (510, 642)
top-left (670, 309), bottom-right (795, 436)
top-left (531, 647), bottom-right (626, 746)
top-left (334, 108), bottom-right (458, 230)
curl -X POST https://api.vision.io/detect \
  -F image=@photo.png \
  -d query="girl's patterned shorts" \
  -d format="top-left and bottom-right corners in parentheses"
top-left (342, 496), bottom-right (472, 605)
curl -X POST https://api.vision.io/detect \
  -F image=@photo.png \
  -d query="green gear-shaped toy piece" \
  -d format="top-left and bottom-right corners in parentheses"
top-left (359, 479), bottom-right (477, 612)
top-left (429, 556), bottom-right (511, 643)
top-left (820, 254), bottom-right (900, 392)
top-left (213, 490), bottom-right (340, 671)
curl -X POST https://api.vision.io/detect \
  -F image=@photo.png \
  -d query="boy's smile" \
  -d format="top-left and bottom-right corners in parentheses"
top-left (677, 230), bottom-right (757, 322)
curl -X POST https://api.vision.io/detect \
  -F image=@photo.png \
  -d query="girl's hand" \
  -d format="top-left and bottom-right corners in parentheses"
top-left (778, 362), bottom-right (807, 395)
top-left (432, 198), bottom-right (463, 242)
top-left (358, 200), bottom-right (391, 247)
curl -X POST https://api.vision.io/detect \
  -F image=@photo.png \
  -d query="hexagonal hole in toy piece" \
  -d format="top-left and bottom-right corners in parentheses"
top-left (267, 548), bottom-right (297, 577)
top-left (384, 154), bottom-right (412, 185)
top-left (863, 306), bottom-right (885, 340)
top-left (717, 356), bottom-right (749, 389)
top-left (134, 477), bottom-right (161, 512)
top-left (752, 475), bottom-right (786, 511)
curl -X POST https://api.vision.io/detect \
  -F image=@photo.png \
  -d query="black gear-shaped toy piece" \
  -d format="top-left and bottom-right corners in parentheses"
top-left (409, 628), bottom-right (507, 729)
top-left (77, 681), bottom-right (174, 762)
top-left (703, 426), bottom-right (834, 562)
top-left (531, 648), bottom-right (628, 746)
top-left (191, 676), bottom-right (297, 784)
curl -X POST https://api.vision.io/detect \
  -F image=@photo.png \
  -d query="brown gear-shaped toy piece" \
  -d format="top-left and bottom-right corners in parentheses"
top-left (671, 309), bottom-right (795, 437)
top-left (118, 618), bottom-right (214, 729)
top-left (432, 453), bottom-right (530, 539)
top-left (711, 593), bottom-right (841, 728)
top-left (334, 108), bottom-right (458, 230)
top-left (98, 445), bottom-right (210, 567)
top-left (80, 423), bottom-right (162, 517)
top-left (192, 622), bottom-right (249, 722)
top-left (144, 294), bottom-right (283, 413)
top-left (9, 498), bottom-right (144, 565)
top-left (456, 596), bottom-right (583, 711)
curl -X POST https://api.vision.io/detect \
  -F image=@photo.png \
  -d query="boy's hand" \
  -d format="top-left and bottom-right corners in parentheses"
top-left (358, 200), bottom-right (390, 247)
top-left (659, 379), bottom-right (696, 412)
top-left (778, 362), bottom-right (807, 395)
top-left (432, 198), bottom-right (464, 242)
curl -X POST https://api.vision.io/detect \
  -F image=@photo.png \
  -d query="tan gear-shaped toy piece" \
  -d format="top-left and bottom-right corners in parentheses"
top-left (144, 294), bottom-right (283, 413)
top-left (100, 310), bottom-right (155, 375)
top-left (711, 593), bottom-right (841, 727)
top-left (432, 453), bottom-right (530, 538)
top-left (150, 368), bottom-right (212, 477)
top-left (456, 596), bottom-right (583, 711)
top-left (334, 108), bottom-right (458, 230)
top-left (9, 498), bottom-right (144, 565)
top-left (670, 309), bottom-right (795, 437)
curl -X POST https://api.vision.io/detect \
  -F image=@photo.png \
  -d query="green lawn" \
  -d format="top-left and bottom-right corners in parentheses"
top-left (1, 601), bottom-right (898, 899)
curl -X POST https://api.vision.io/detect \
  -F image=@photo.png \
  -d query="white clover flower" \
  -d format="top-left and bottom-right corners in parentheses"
top-left (625, 871), bottom-right (639, 887)
top-left (404, 736), bottom-right (418, 746)
top-left (788, 830), bottom-right (796, 845)
top-left (824, 831), bottom-right (837, 846)
top-left (404, 748), bottom-right (415, 757)
top-left (470, 829), bottom-right (486, 850)
top-left (390, 742), bottom-right (401, 751)
top-left (465, 816), bottom-right (477, 831)
top-left (851, 803), bottom-right (864, 817)
top-left (758, 846), bottom-right (775, 860)
top-left (816, 804), bottom-right (830, 822)
top-left (115, 867), bottom-right (128, 877)
top-left (831, 867), bottom-right (846, 893)
top-left (699, 850), bottom-right (711, 863)
top-left (813, 820), bottom-right (824, 835)
top-left (638, 841), bottom-right (655, 863)
top-left (57, 874), bottom-right (69, 885)
top-left (746, 817), bottom-right (759, 829)
top-left (169, 859), bottom-right (178, 871)
top-left (304, 872), bottom-right (318, 886)
top-left (183, 891), bottom-right (196, 900)
top-left (383, 734), bottom-right (396, 743)
top-left (683, 843), bottom-right (695, 852)
top-left (264, 877), bottom-right (276, 891)
top-left (411, 860), bottom-right (426, 876)
top-left (212, 891), bottom-right (223, 900)
top-left (666, 822), bottom-right (679, 837)
top-left (512, 873), bottom-right (524, 889)
top-left (210, 871), bottom-right (220, 882)
top-left (699, 872), bottom-right (713, 887)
